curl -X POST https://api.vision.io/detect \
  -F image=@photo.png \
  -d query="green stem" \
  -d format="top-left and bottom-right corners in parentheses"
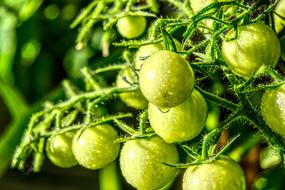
top-left (196, 85), bottom-right (239, 112)
top-left (139, 110), bottom-right (148, 134)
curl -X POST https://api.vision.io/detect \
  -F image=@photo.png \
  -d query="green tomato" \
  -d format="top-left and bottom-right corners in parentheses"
top-left (222, 23), bottom-right (280, 79)
top-left (182, 156), bottom-right (246, 190)
top-left (260, 146), bottom-right (281, 170)
top-left (139, 50), bottom-right (195, 108)
top-left (274, 0), bottom-right (285, 33)
top-left (116, 68), bottom-right (148, 109)
top-left (148, 89), bottom-right (207, 143)
top-left (191, 0), bottom-right (233, 29)
top-left (135, 43), bottom-right (164, 70)
top-left (120, 136), bottom-right (179, 190)
top-left (261, 84), bottom-right (285, 138)
top-left (45, 132), bottom-right (78, 168)
top-left (135, 40), bottom-right (182, 70)
top-left (117, 16), bottom-right (146, 39)
top-left (72, 124), bottom-right (120, 170)
top-left (281, 35), bottom-right (285, 62)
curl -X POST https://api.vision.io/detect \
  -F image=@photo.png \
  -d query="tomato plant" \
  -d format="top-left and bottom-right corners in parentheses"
top-left (148, 89), bottom-right (207, 143)
top-left (139, 50), bottom-right (195, 108)
top-left (116, 16), bottom-right (146, 39)
top-left (8, 1), bottom-right (285, 190)
top-left (72, 124), bottom-right (120, 170)
top-left (120, 136), bottom-right (179, 190)
top-left (222, 23), bottom-right (281, 79)
top-left (182, 156), bottom-right (246, 190)
top-left (46, 132), bottom-right (78, 168)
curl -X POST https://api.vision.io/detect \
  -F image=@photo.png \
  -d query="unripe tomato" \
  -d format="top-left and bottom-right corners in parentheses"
top-left (261, 84), bottom-right (285, 138)
top-left (45, 132), bottom-right (78, 168)
top-left (148, 89), bottom-right (207, 143)
top-left (259, 146), bottom-right (281, 169)
top-left (116, 68), bottom-right (148, 109)
top-left (182, 156), bottom-right (246, 190)
top-left (117, 16), bottom-right (146, 39)
top-left (222, 23), bottom-right (280, 79)
top-left (135, 40), bottom-right (182, 70)
top-left (281, 35), bottom-right (285, 62)
top-left (191, 0), bottom-right (233, 29)
top-left (274, 0), bottom-right (285, 33)
top-left (72, 124), bottom-right (120, 170)
top-left (135, 43), bottom-right (164, 70)
top-left (139, 50), bottom-right (195, 108)
top-left (120, 136), bottom-right (179, 190)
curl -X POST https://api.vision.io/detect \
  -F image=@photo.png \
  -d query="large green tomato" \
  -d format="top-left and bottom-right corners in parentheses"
top-left (139, 50), bottom-right (195, 108)
top-left (120, 136), bottom-right (179, 190)
top-left (72, 124), bottom-right (120, 170)
top-left (46, 132), bottom-right (78, 168)
top-left (182, 156), bottom-right (246, 190)
top-left (148, 89), bottom-right (207, 143)
top-left (116, 68), bottom-right (148, 109)
top-left (281, 35), bottom-right (285, 62)
top-left (222, 23), bottom-right (280, 79)
top-left (274, 0), bottom-right (285, 33)
top-left (261, 84), bottom-right (285, 138)
top-left (117, 16), bottom-right (146, 39)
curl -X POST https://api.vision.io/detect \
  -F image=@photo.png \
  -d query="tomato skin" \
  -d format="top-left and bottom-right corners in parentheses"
top-left (182, 156), bottom-right (246, 190)
top-left (72, 124), bottom-right (120, 170)
top-left (46, 132), bottom-right (78, 168)
top-left (261, 84), bottom-right (285, 138)
top-left (116, 68), bottom-right (148, 109)
top-left (148, 89), bottom-right (207, 143)
top-left (274, 0), bottom-right (285, 33)
top-left (117, 16), bottom-right (146, 39)
top-left (139, 50), bottom-right (195, 108)
top-left (120, 136), bottom-right (179, 190)
top-left (222, 23), bottom-right (280, 79)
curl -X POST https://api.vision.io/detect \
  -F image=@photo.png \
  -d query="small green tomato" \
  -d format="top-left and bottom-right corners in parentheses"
top-left (139, 50), bottom-right (195, 108)
top-left (46, 132), bottom-right (78, 168)
top-left (222, 23), bottom-right (280, 79)
top-left (72, 124), bottom-right (120, 170)
top-left (182, 156), bottom-right (246, 190)
top-left (261, 84), bottom-right (285, 138)
top-left (148, 89), bottom-right (207, 143)
top-left (116, 68), bottom-right (148, 109)
top-left (120, 136), bottom-right (179, 190)
top-left (117, 16), bottom-right (146, 39)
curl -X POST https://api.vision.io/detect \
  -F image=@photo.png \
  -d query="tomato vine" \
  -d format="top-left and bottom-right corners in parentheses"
top-left (10, 0), bottom-right (285, 189)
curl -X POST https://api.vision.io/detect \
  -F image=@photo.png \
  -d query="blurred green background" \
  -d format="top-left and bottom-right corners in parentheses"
top-left (0, 0), bottom-right (127, 189)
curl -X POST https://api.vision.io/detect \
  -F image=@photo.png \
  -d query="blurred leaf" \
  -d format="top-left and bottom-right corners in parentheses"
top-left (0, 7), bottom-right (17, 82)
top-left (3, 0), bottom-right (43, 22)
top-left (0, 82), bottom-right (30, 176)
